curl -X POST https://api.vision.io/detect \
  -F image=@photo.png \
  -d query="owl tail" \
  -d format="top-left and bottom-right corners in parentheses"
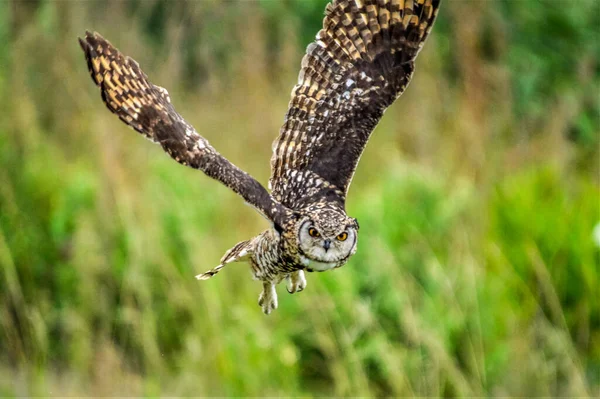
top-left (195, 239), bottom-right (254, 280)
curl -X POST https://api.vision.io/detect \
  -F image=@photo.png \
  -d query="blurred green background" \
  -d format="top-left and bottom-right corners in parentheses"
top-left (0, 0), bottom-right (599, 396)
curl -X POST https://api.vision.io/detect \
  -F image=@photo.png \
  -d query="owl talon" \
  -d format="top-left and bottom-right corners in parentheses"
top-left (286, 270), bottom-right (307, 294)
top-left (258, 282), bottom-right (278, 314)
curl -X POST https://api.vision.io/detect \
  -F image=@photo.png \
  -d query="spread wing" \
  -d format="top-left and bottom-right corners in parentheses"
top-left (79, 32), bottom-right (290, 228)
top-left (270, 0), bottom-right (441, 209)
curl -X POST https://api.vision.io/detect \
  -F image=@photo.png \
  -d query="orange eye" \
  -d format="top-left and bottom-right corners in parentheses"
top-left (337, 232), bottom-right (348, 241)
top-left (308, 227), bottom-right (320, 238)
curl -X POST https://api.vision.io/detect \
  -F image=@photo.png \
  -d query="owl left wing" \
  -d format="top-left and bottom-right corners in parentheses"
top-left (270, 0), bottom-right (441, 208)
top-left (79, 32), bottom-right (290, 228)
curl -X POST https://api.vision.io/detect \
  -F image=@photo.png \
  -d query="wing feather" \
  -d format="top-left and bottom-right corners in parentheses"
top-left (79, 32), bottom-right (290, 227)
top-left (270, 0), bottom-right (441, 209)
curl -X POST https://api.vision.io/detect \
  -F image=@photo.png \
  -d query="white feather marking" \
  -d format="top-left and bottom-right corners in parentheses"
top-left (305, 258), bottom-right (336, 271)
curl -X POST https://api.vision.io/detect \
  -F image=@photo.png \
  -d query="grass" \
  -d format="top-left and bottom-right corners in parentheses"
top-left (0, 0), bottom-right (598, 396)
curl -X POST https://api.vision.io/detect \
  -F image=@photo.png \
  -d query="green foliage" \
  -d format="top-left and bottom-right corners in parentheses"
top-left (488, 167), bottom-right (600, 371)
top-left (0, 0), bottom-right (598, 396)
top-left (499, 0), bottom-right (600, 122)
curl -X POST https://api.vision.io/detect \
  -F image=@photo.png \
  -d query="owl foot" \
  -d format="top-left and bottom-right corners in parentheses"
top-left (258, 282), bottom-right (278, 315)
top-left (286, 270), bottom-right (307, 294)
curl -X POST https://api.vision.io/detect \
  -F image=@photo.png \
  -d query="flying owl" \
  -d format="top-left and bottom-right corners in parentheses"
top-left (79, 0), bottom-right (441, 314)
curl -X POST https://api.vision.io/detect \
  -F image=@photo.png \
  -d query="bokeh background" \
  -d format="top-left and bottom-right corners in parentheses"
top-left (1, 0), bottom-right (599, 396)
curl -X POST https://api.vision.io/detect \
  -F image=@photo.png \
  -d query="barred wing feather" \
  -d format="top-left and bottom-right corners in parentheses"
top-left (269, 0), bottom-right (441, 209)
top-left (79, 32), bottom-right (290, 227)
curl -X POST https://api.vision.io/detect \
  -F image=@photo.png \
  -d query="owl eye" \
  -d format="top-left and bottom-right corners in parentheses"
top-left (308, 227), bottom-right (321, 238)
top-left (336, 232), bottom-right (348, 241)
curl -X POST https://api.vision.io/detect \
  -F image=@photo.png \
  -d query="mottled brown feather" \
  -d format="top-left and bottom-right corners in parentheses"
top-left (270, 0), bottom-right (441, 209)
top-left (79, 32), bottom-right (290, 228)
top-left (79, 1), bottom-right (441, 314)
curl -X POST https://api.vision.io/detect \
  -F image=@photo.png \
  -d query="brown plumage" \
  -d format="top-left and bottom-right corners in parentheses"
top-left (78, 33), bottom-right (290, 228)
top-left (79, 0), bottom-right (441, 314)
top-left (270, 0), bottom-right (440, 209)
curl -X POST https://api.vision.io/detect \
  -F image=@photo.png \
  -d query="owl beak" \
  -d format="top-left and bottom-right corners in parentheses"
top-left (323, 239), bottom-right (331, 251)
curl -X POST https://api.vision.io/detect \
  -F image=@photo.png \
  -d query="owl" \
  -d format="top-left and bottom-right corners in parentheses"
top-left (79, 0), bottom-right (441, 314)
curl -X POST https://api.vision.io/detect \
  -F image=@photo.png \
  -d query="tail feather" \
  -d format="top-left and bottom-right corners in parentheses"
top-left (195, 239), bottom-right (254, 280)
top-left (195, 263), bottom-right (227, 281)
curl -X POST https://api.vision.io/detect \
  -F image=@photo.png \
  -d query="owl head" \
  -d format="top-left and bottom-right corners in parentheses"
top-left (295, 206), bottom-right (359, 270)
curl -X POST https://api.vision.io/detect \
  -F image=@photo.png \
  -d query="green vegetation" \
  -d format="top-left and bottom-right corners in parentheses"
top-left (0, 0), bottom-right (598, 396)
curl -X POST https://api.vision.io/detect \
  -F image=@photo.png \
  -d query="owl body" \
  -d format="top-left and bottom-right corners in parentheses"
top-left (206, 200), bottom-right (357, 312)
top-left (79, 0), bottom-right (441, 314)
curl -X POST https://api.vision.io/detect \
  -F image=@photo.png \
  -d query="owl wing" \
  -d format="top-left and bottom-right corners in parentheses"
top-left (79, 32), bottom-right (290, 227)
top-left (270, 0), bottom-right (441, 208)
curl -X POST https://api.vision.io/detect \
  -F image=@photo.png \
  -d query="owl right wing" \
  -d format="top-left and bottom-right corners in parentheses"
top-left (79, 32), bottom-right (290, 228)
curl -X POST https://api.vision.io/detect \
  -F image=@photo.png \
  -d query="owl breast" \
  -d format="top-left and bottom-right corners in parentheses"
top-left (301, 255), bottom-right (337, 272)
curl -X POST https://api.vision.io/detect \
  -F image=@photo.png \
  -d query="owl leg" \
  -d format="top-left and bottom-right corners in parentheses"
top-left (286, 270), bottom-right (307, 294)
top-left (258, 281), bottom-right (278, 315)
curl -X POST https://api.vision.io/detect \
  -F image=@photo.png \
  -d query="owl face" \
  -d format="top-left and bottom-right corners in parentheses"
top-left (296, 212), bottom-right (358, 270)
